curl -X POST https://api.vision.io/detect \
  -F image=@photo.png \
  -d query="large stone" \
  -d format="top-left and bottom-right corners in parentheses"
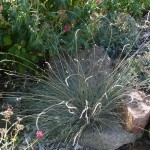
top-left (50, 46), bottom-right (111, 75)
top-left (78, 46), bottom-right (111, 74)
top-left (133, 143), bottom-right (150, 150)
top-left (48, 46), bottom-right (111, 89)
top-left (122, 90), bottom-right (150, 132)
top-left (77, 46), bottom-right (111, 88)
top-left (81, 123), bottom-right (142, 150)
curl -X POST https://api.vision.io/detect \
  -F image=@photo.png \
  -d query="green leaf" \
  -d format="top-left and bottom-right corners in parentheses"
top-left (24, 61), bottom-right (31, 67)
top-left (18, 64), bottom-right (25, 74)
top-left (15, 50), bottom-right (21, 56)
top-left (13, 44), bottom-right (20, 48)
top-left (22, 48), bottom-right (26, 53)
top-left (8, 46), bottom-right (16, 54)
top-left (3, 35), bottom-right (12, 46)
top-left (31, 55), bottom-right (39, 63)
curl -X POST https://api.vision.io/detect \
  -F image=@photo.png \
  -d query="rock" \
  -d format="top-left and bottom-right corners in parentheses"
top-left (78, 46), bottom-right (111, 74)
top-left (48, 46), bottom-right (111, 89)
top-left (59, 46), bottom-right (111, 73)
top-left (81, 123), bottom-right (142, 150)
top-left (133, 144), bottom-right (150, 150)
top-left (77, 46), bottom-right (111, 87)
top-left (74, 143), bottom-right (82, 150)
top-left (122, 90), bottom-right (150, 132)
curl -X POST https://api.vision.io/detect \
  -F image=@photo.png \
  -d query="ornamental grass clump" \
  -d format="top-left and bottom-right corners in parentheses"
top-left (9, 46), bottom-right (142, 146)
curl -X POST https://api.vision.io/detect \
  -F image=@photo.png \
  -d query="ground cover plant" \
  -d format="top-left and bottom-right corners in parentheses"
top-left (0, 0), bottom-right (150, 149)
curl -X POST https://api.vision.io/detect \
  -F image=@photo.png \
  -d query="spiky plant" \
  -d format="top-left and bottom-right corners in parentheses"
top-left (3, 46), bottom-right (141, 146)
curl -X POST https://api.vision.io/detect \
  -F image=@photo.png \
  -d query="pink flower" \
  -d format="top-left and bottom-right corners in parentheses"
top-left (98, 0), bottom-right (102, 4)
top-left (36, 130), bottom-right (44, 139)
top-left (64, 24), bottom-right (70, 32)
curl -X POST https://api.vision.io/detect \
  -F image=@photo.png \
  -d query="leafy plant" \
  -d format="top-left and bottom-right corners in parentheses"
top-left (3, 0), bottom-right (99, 53)
top-left (0, 1), bottom-right (45, 73)
top-left (95, 13), bottom-right (138, 59)
top-left (0, 0), bottom-right (99, 74)
top-left (130, 52), bottom-right (150, 84)
top-left (100, 0), bottom-right (150, 18)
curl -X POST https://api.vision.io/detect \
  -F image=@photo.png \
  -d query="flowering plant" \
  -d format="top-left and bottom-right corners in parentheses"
top-left (0, 106), bottom-right (24, 149)
top-left (64, 24), bottom-right (71, 32)
top-left (36, 130), bottom-right (44, 139)
top-left (98, 0), bottom-right (102, 4)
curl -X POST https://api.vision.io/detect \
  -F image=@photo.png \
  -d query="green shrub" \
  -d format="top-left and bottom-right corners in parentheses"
top-left (1, 0), bottom-right (99, 53)
top-left (0, 0), bottom-right (99, 73)
top-left (129, 52), bottom-right (150, 87)
top-left (95, 13), bottom-right (138, 59)
top-left (0, 1), bottom-right (43, 73)
top-left (100, 0), bottom-right (150, 18)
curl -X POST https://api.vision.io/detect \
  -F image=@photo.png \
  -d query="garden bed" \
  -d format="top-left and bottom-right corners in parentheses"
top-left (0, 1), bottom-right (150, 150)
